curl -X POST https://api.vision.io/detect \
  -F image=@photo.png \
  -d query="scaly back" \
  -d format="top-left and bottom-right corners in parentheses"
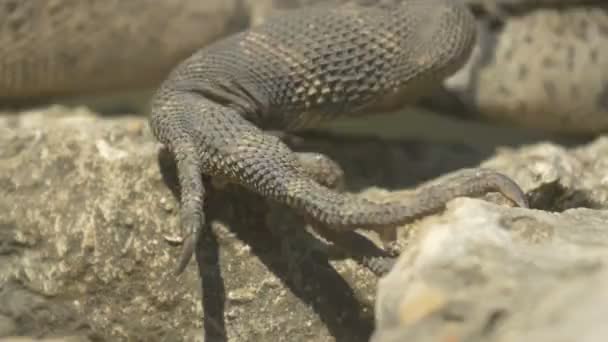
top-left (164, 0), bottom-right (477, 130)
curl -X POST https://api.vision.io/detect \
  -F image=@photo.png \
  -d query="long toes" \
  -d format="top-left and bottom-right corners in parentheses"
top-left (173, 208), bottom-right (205, 275)
top-left (174, 233), bottom-right (195, 275)
top-left (438, 168), bottom-right (529, 209)
top-left (173, 152), bottom-right (206, 275)
top-left (484, 171), bottom-right (529, 208)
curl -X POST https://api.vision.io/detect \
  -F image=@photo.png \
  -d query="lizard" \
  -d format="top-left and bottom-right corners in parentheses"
top-left (148, 0), bottom-right (529, 275)
top-left (1, 0), bottom-right (608, 135)
top-left (255, 0), bottom-right (608, 134)
top-left (0, 0), bottom-right (608, 135)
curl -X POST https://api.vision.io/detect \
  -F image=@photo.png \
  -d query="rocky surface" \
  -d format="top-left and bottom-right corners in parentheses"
top-left (0, 107), bottom-right (383, 342)
top-left (3, 1), bottom-right (608, 342)
top-left (373, 199), bottom-right (608, 341)
top-left (372, 140), bottom-right (608, 342)
top-left (0, 105), bottom-right (479, 342)
top-left (1, 106), bottom-right (607, 341)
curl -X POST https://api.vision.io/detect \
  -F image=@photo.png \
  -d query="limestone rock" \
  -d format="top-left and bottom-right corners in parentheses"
top-left (2, 106), bottom-right (608, 341)
top-left (374, 199), bottom-right (608, 341)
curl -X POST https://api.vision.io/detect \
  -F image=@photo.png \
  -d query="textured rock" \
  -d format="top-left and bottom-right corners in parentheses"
top-left (4, 1), bottom-right (608, 341)
top-left (2, 106), bottom-right (608, 341)
top-left (0, 107), bottom-right (387, 342)
top-left (373, 137), bottom-right (608, 341)
top-left (1, 107), bottom-right (480, 341)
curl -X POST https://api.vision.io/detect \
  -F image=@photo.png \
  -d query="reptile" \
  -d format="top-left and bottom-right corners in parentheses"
top-left (148, 0), bottom-right (529, 274)
top-left (1, 0), bottom-right (602, 271)
top-left (1, 0), bottom-right (607, 134)
top-left (258, 0), bottom-right (608, 134)
top-left (2, 0), bottom-right (607, 133)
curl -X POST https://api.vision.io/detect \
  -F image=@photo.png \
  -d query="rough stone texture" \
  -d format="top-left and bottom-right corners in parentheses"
top-left (373, 139), bottom-right (608, 341)
top-left (2, 1), bottom-right (608, 341)
top-left (373, 200), bottom-right (608, 342)
top-left (0, 106), bottom-right (479, 342)
top-left (0, 107), bottom-right (392, 342)
top-left (2, 107), bottom-right (608, 341)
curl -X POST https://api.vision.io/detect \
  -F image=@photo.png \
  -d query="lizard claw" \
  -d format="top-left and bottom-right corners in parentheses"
top-left (173, 211), bottom-right (205, 276)
top-left (430, 168), bottom-right (529, 209)
top-left (169, 154), bottom-right (206, 275)
top-left (481, 170), bottom-right (529, 209)
top-left (174, 233), bottom-right (195, 275)
top-left (163, 233), bottom-right (195, 275)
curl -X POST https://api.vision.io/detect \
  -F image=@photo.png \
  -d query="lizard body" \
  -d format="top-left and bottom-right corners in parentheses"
top-left (1, 0), bottom-right (607, 134)
top-left (258, 0), bottom-right (608, 134)
top-left (149, 0), bottom-right (528, 273)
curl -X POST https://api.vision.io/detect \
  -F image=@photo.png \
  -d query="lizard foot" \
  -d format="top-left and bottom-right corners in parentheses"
top-left (312, 167), bottom-right (527, 275)
top-left (171, 146), bottom-right (346, 275)
top-left (412, 167), bottom-right (529, 210)
top-left (172, 148), bottom-right (206, 276)
top-left (290, 150), bottom-right (400, 275)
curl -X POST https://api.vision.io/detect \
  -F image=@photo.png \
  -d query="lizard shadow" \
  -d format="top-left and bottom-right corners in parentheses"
top-left (289, 130), bottom-right (497, 190)
top-left (157, 147), bottom-right (376, 342)
top-left (157, 148), bottom-right (229, 341)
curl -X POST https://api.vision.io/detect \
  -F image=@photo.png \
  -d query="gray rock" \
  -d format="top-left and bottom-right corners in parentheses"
top-left (374, 199), bottom-right (608, 342)
top-left (2, 106), bottom-right (608, 341)
top-left (0, 107), bottom-right (403, 341)
top-left (0, 315), bottom-right (16, 337)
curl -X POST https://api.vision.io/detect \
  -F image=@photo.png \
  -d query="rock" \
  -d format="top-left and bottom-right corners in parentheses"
top-left (373, 199), bottom-right (608, 341)
top-left (0, 315), bottom-right (16, 337)
top-left (3, 106), bottom-right (608, 341)
top-left (0, 337), bottom-right (91, 342)
top-left (0, 107), bottom-right (393, 341)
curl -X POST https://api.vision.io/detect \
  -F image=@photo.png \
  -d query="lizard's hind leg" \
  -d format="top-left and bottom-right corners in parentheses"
top-left (150, 90), bottom-right (528, 275)
top-left (150, 92), bottom-right (213, 275)
top-left (172, 149), bottom-right (207, 275)
top-left (292, 150), bottom-right (397, 276)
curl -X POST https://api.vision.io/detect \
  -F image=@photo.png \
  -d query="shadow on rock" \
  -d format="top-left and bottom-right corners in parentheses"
top-left (158, 147), bottom-right (375, 341)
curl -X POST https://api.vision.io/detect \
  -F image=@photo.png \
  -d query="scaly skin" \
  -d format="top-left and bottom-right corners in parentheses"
top-left (1, 0), bottom-right (607, 134)
top-left (149, 0), bottom-right (528, 275)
